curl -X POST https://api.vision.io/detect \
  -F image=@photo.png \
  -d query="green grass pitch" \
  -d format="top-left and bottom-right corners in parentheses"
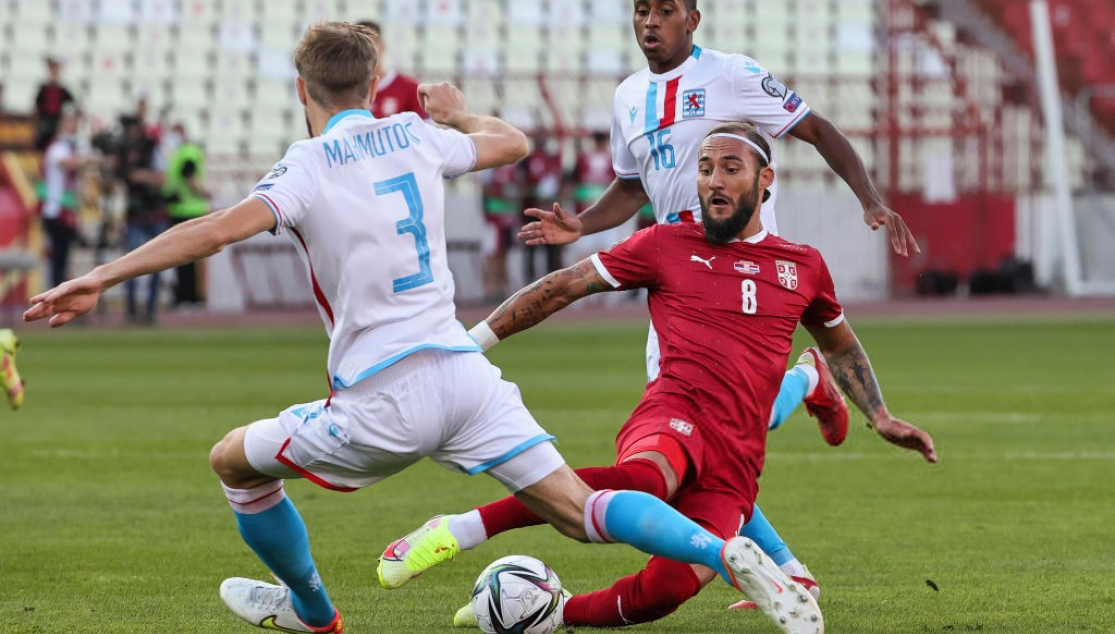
top-left (2, 315), bottom-right (1113, 633)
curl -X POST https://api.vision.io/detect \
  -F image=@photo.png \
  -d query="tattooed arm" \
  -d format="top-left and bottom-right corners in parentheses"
top-left (808, 321), bottom-right (938, 463)
top-left (470, 258), bottom-right (614, 348)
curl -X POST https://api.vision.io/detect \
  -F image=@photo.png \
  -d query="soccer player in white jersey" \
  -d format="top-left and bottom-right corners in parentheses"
top-left (516, 0), bottom-right (923, 611)
top-left (24, 21), bottom-right (811, 634)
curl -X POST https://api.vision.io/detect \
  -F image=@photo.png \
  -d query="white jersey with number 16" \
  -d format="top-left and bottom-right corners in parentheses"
top-left (611, 46), bottom-right (812, 235)
top-left (246, 109), bottom-right (480, 390)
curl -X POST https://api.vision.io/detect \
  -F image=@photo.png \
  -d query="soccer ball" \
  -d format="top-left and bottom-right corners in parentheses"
top-left (470, 555), bottom-right (564, 634)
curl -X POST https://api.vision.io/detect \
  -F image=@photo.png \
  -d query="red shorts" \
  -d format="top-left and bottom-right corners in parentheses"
top-left (615, 398), bottom-right (757, 538)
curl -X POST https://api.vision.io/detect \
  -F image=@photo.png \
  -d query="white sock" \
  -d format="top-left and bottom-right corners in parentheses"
top-left (448, 510), bottom-right (489, 551)
top-left (798, 364), bottom-right (820, 398)
top-left (780, 558), bottom-right (807, 578)
top-left (221, 480), bottom-right (285, 514)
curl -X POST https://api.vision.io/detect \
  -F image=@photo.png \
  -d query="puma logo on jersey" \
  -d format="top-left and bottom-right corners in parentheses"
top-left (690, 254), bottom-right (715, 269)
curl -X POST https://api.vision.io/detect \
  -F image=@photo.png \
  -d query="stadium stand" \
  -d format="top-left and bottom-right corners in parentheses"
top-left (1, 0), bottom-right (1111, 306)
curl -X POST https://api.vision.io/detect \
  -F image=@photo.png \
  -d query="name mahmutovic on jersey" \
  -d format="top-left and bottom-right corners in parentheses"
top-left (323, 121), bottom-right (422, 168)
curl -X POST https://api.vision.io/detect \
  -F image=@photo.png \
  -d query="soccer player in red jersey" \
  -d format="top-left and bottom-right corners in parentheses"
top-left (380, 123), bottom-right (936, 632)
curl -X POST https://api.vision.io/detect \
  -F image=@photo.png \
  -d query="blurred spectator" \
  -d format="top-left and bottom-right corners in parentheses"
top-left (162, 123), bottom-right (210, 308)
top-left (40, 107), bottom-right (86, 287)
top-left (357, 21), bottom-right (428, 119)
top-left (522, 135), bottom-right (564, 282)
top-left (479, 161), bottom-right (525, 302)
top-left (33, 57), bottom-right (76, 151)
top-left (117, 114), bottom-right (167, 325)
top-left (562, 131), bottom-right (640, 274)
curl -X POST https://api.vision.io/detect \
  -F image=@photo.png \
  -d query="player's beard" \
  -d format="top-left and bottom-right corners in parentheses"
top-left (700, 180), bottom-right (761, 244)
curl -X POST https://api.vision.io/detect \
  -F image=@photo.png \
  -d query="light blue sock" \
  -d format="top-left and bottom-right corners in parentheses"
top-left (599, 490), bottom-right (733, 583)
top-left (768, 366), bottom-right (811, 430)
top-left (234, 497), bottom-right (336, 627)
top-left (740, 504), bottom-right (793, 566)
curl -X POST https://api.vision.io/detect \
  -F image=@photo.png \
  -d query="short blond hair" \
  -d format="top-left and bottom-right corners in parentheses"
top-left (294, 22), bottom-right (379, 109)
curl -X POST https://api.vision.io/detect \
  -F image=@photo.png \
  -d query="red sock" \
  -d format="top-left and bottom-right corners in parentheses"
top-left (478, 459), bottom-right (669, 538)
top-left (564, 557), bottom-right (703, 627)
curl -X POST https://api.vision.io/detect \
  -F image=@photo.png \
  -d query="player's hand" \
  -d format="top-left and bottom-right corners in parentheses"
top-left (518, 202), bottom-right (583, 246)
top-left (417, 82), bottom-right (468, 127)
top-left (23, 275), bottom-right (105, 328)
top-left (871, 414), bottom-right (938, 463)
top-left (863, 203), bottom-right (920, 257)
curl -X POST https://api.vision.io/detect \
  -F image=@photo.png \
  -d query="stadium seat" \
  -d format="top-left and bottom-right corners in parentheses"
top-left (259, 20), bottom-right (301, 50)
top-left (461, 47), bottom-right (501, 76)
top-left (424, 0), bottom-right (464, 26)
top-left (459, 78), bottom-right (501, 117)
top-left (259, 1), bottom-right (301, 26)
top-left (138, 0), bottom-right (178, 25)
top-left (97, 0), bottom-right (140, 25)
top-left (586, 49), bottom-right (625, 77)
top-left (91, 25), bottom-right (136, 55)
top-left (505, 27), bottom-right (545, 74)
top-left (420, 25), bottom-right (462, 73)
top-left (52, 21), bottom-right (93, 61)
top-left (586, 1), bottom-right (627, 27)
top-left (12, 0), bottom-right (54, 26)
top-left (8, 20), bottom-right (52, 60)
top-left (385, 0), bottom-right (421, 25)
top-left (544, 0), bottom-right (586, 27)
top-left (508, 1), bottom-right (543, 27)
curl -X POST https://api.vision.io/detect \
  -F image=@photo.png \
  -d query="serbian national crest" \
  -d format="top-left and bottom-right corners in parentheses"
top-left (775, 260), bottom-right (798, 290)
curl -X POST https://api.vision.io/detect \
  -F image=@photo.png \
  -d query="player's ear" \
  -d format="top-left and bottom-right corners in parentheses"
top-left (366, 75), bottom-right (380, 109)
top-left (688, 8), bottom-right (701, 33)
top-left (295, 77), bottom-right (308, 107)
top-left (759, 166), bottom-right (775, 192)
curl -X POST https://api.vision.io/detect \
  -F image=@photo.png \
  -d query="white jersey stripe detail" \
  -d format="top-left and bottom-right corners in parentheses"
top-left (591, 253), bottom-right (622, 288)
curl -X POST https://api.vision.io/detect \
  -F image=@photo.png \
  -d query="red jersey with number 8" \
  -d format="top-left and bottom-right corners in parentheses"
top-left (591, 222), bottom-right (844, 500)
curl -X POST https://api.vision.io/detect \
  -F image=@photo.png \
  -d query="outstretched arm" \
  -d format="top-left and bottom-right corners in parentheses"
top-left (418, 82), bottom-right (529, 171)
top-left (469, 258), bottom-right (613, 349)
top-left (24, 199), bottom-right (275, 327)
top-left (808, 320), bottom-right (938, 463)
top-left (518, 177), bottom-right (649, 246)
top-left (790, 113), bottom-right (920, 257)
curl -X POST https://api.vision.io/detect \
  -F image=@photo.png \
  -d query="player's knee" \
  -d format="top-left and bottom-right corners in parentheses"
top-left (209, 428), bottom-right (248, 483)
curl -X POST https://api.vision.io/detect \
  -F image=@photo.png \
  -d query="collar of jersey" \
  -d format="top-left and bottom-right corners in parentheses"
top-left (647, 45), bottom-right (702, 82)
top-left (323, 108), bottom-right (375, 134)
top-left (727, 228), bottom-right (768, 244)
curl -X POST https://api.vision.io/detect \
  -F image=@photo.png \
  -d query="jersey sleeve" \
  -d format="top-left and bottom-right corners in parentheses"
top-left (416, 114), bottom-right (477, 177)
top-left (610, 96), bottom-right (640, 180)
top-left (800, 252), bottom-right (845, 329)
top-left (590, 225), bottom-right (660, 289)
top-left (246, 142), bottom-right (320, 234)
top-left (731, 56), bottom-right (813, 139)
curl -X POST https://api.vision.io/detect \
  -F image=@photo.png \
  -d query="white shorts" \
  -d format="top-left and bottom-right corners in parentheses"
top-left (243, 349), bottom-right (565, 493)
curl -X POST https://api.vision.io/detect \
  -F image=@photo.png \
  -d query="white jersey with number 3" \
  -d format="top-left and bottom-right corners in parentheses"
top-left (246, 109), bottom-right (480, 390)
top-left (611, 46), bottom-right (812, 235)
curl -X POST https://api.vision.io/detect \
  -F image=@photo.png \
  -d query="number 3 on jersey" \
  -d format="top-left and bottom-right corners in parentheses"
top-left (374, 172), bottom-right (434, 293)
top-left (741, 279), bottom-right (758, 314)
top-left (649, 129), bottom-right (675, 170)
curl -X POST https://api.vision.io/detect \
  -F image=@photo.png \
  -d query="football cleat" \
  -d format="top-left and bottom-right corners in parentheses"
top-left (377, 515), bottom-right (460, 589)
top-left (799, 347), bottom-right (848, 446)
top-left (219, 577), bottom-right (344, 633)
top-left (0, 329), bottom-right (24, 410)
top-left (729, 564), bottom-right (820, 610)
top-left (453, 588), bottom-right (572, 628)
top-left (721, 537), bottom-right (824, 634)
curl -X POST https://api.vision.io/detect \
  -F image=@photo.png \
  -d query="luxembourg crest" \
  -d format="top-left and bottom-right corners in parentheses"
top-left (776, 260), bottom-right (798, 290)
top-left (682, 89), bottom-right (705, 118)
